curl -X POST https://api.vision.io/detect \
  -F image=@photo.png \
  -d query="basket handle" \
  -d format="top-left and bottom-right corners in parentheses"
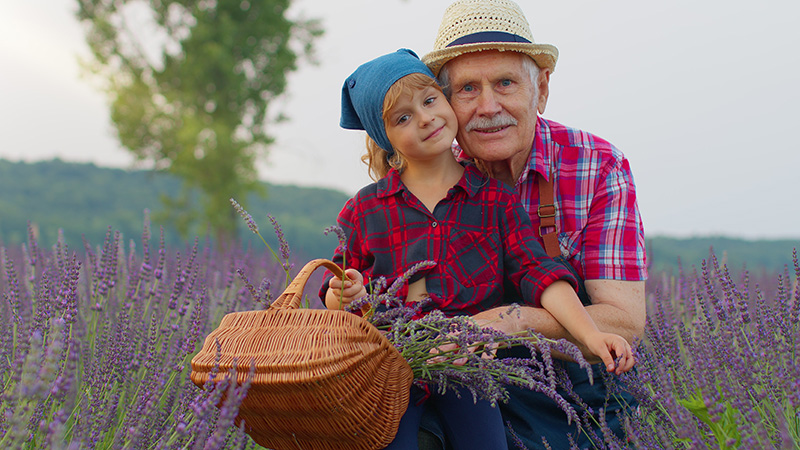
top-left (271, 258), bottom-right (345, 310)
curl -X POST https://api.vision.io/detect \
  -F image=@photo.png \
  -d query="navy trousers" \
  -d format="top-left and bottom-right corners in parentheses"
top-left (387, 385), bottom-right (509, 450)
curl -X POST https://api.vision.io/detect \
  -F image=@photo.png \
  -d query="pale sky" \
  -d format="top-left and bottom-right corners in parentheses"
top-left (1, 0), bottom-right (799, 239)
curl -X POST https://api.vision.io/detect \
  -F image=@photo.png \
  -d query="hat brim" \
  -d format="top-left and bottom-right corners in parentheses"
top-left (423, 42), bottom-right (558, 77)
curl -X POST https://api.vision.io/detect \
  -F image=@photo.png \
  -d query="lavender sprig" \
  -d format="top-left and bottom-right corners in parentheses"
top-left (268, 215), bottom-right (292, 269)
top-left (323, 225), bottom-right (350, 309)
top-left (229, 198), bottom-right (293, 289)
top-left (229, 198), bottom-right (258, 235)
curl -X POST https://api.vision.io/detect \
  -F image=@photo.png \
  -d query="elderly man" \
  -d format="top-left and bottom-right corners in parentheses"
top-left (419, 0), bottom-right (648, 448)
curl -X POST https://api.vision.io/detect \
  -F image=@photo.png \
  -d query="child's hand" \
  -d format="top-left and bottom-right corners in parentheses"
top-left (585, 332), bottom-right (635, 375)
top-left (325, 268), bottom-right (366, 310)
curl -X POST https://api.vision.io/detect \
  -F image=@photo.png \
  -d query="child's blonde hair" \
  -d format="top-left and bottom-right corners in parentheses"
top-left (362, 73), bottom-right (443, 181)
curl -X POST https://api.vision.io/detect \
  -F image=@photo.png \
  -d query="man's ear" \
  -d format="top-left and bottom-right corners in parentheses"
top-left (537, 68), bottom-right (551, 115)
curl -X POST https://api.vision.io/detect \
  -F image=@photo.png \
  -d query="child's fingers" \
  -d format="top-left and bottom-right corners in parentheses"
top-left (344, 268), bottom-right (363, 284)
top-left (328, 277), bottom-right (347, 290)
top-left (620, 344), bottom-right (635, 372)
top-left (610, 339), bottom-right (635, 374)
top-left (331, 268), bottom-right (362, 288)
top-left (595, 346), bottom-right (616, 373)
top-left (619, 353), bottom-right (635, 373)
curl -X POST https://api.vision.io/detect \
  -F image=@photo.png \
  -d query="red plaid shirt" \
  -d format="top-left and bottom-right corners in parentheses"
top-left (321, 163), bottom-right (576, 316)
top-left (459, 117), bottom-right (647, 281)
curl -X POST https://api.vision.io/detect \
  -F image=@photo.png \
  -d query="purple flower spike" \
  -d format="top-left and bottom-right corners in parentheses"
top-left (323, 225), bottom-right (348, 251)
top-left (268, 214), bottom-right (291, 263)
top-left (229, 198), bottom-right (259, 235)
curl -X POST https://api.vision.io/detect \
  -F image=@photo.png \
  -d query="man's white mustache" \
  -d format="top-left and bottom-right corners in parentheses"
top-left (465, 115), bottom-right (518, 132)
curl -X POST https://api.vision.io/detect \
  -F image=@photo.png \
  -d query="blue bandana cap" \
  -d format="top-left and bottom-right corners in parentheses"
top-left (340, 49), bottom-right (437, 154)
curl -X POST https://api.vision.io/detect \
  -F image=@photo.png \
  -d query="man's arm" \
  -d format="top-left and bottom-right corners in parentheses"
top-left (472, 279), bottom-right (645, 362)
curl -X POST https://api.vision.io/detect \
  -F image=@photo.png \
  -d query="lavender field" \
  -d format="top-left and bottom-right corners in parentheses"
top-left (1, 216), bottom-right (798, 449)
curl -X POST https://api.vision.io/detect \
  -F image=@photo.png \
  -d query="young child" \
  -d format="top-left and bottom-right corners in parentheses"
top-left (321, 49), bottom-right (634, 450)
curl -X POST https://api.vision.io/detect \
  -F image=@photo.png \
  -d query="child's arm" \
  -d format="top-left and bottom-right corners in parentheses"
top-left (540, 281), bottom-right (635, 374)
top-left (324, 268), bottom-right (367, 310)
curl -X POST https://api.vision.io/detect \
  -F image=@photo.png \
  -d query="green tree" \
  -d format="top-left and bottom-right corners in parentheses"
top-left (76, 0), bottom-right (322, 245)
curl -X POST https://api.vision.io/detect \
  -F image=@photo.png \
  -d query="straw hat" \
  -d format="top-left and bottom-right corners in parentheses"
top-left (423, 0), bottom-right (558, 76)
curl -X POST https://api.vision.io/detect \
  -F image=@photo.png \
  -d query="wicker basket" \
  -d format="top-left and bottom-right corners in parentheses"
top-left (191, 259), bottom-right (413, 450)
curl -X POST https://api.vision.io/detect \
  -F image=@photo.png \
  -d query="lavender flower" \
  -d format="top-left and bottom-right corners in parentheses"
top-left (3, 212), bottom-right (798, 449)
top-left (323, 225), bottom-right (348, 252)
top-left (1, 248), bottom-right (22, 324)
top-left (267, 214), bottom-right (292, 271)
top-left (235, 268), bottom-right (258, 302)
top-left (617, 248), bottom-right (800, 448)
top-left (0, 218), bottom-right (299, 449)
top-left (229, 198), bottom-right (258, 235)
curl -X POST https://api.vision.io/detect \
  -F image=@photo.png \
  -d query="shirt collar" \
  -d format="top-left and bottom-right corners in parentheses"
top-left (375, 163), bottom-right (486, 199)
top-left (457, 163), bottom-right (488, 198)
top-left (376, 167), bottom-right (404, 198)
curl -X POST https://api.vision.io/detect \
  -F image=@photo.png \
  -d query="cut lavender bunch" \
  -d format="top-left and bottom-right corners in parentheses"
top-left (348, 267), bottom-right (588, 424)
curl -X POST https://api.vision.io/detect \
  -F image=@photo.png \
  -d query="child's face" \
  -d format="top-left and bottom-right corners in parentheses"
top-left (384, 85), bottom-right (458, 164)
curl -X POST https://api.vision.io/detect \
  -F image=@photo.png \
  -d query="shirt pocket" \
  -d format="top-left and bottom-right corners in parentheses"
top-left (447, 229), bottom-right (500, 287)
top-left (558, 230), bottom-right (583, 260)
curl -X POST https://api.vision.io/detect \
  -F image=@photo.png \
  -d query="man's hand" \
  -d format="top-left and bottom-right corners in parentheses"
top-left (428, 338), bottom-right (498, 366)
top-left (324, 268), bottom-right (366, 310)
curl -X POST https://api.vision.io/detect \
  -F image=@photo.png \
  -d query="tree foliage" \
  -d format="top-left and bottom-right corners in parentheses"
top-left (76, 0), bottom-right (322, 243)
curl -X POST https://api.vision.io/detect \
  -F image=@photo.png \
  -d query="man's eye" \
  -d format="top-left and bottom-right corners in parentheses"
top-left (500, 79), bottom-right (512, 87)
top-left (462, 85), bottom-right (474, 93)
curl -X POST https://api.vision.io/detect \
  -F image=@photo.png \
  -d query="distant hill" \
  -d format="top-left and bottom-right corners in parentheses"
top-left (0, 159), bottom-right (351, 260)
top-left (646, 236), bottom-right (798, 276)
top-left (1, 158), bottom-right (797, 273)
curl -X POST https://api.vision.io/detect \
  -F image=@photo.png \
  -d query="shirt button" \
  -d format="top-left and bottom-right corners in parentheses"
top-left (432, 222), bottom-right (438, 227)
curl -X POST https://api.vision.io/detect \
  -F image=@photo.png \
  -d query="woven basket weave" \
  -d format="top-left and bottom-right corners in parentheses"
top-left (191, 259), bottom-right (413, 450)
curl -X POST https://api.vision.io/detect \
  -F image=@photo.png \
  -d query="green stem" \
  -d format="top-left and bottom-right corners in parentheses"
top-left (254, 230), bottom-right (291, 290)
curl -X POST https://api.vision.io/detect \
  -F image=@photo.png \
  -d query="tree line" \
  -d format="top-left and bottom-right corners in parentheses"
top-left (1, 159), bottom-right (797, 274)
top-left (0, 159), bottom-right (348, 261)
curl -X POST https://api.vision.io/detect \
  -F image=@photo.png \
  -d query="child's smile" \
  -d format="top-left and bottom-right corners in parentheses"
top-left (385, 85), bottom-right (458, 162)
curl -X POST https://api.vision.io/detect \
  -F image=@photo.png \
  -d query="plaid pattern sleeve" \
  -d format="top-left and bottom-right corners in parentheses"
top-left (516, 117), bottom-right (648, 281)
top-left (581, 155), bottom-right (646, 280)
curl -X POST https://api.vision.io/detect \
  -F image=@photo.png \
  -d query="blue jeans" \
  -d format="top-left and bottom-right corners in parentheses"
top-left (419, 360), bottom-right (637, 450)
top-left (387, 385), bottom-right (509, 450)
